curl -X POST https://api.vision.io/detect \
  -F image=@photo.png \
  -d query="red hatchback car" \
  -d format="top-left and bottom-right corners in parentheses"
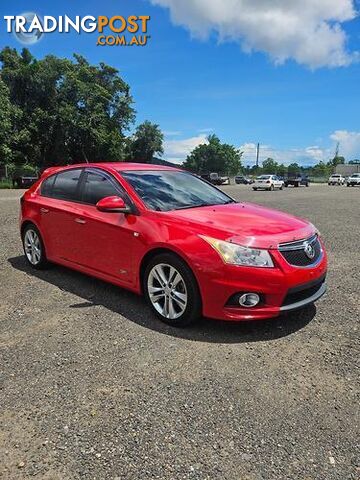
top-left (20, 163), bottom-right (327, 326)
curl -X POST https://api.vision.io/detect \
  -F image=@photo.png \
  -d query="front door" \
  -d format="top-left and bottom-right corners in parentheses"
top-left (73, 169), bottom-right (136, 287)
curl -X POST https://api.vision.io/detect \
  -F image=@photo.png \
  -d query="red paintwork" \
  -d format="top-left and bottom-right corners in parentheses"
top-left (20, 162), bottom-right (327, 321)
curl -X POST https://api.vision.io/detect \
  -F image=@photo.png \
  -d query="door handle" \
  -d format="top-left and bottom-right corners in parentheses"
top-left (40, 207), bottom-right (49, 214)
top-left (75, 218), bottom-right (86, 224)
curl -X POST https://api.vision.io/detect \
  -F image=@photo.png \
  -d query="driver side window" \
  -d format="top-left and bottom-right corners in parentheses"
top-left (81, 171), bottom-right (121, 205)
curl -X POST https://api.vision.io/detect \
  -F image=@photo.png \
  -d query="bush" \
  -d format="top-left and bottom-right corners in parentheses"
top-left (0, 179), bottom-right (12, 189)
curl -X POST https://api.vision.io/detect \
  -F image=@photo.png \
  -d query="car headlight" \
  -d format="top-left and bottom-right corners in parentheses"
top-left (200, 235), bottom-right (274, 267)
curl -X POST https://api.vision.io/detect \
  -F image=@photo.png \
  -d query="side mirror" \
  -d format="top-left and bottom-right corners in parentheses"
top-left (96, 196), bottom-right (131, 213)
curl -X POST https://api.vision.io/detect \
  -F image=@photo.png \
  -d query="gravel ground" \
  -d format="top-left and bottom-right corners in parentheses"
top-left (0, 184), bottom-right (359, 480)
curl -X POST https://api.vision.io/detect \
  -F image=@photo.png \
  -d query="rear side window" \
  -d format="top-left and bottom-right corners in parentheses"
top-left (52, 169), bottom-right (82, 201)
top-left (41, 175), bottom-right (55, 197)
top-left (81, 171), bottom-right (120, 205)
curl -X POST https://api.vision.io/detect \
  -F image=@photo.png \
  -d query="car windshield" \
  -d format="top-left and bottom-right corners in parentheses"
top-left (351, 174), bottom-right (359, 177)
top-left (120, 170), bottom-right (235, 212)
top-left (331, 175), bottom-right (340, 177)
top-left (257, 175), bottom-right (271, 179)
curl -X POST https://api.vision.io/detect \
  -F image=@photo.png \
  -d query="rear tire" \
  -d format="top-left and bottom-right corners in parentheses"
top-left (253, 188), bottom-right (257, 191)
top-left (22, 224), bottom-right (49, 270)
top-left (270, 184), bottom-right (274, 191)
top-left (143, 253), bottom-right (202, 327)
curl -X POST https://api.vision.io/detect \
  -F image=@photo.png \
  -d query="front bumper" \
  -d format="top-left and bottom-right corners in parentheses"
top-left (197, 244), bottom-right (328, 321)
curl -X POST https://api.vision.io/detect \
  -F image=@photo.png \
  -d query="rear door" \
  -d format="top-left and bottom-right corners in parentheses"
top-left (36, 168), bottom-right (85, 262)
top-left (73, 168), bottom-right (136, 286)
top-left (273, 176), bottom-right (282, 188)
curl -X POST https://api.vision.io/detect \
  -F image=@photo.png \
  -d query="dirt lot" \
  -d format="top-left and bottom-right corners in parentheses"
top-left (0, 184), bottom-right (359, 480)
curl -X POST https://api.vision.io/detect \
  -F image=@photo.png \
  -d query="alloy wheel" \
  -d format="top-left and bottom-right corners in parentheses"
top-left (147, 263), bottom-right (188, 320)
top-left (24, 229), bottom-right (42, 265)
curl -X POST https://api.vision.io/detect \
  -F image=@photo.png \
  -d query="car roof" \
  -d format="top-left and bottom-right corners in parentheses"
top-left (41, 162), bottom-right (182, 177)
top-left (71, 162), bottom-right (180, 171)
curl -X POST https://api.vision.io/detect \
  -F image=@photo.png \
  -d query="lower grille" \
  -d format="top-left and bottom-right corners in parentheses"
top-left (279, 234), bottom-right (322, 267)
top-left (282, 274), bottom-right (326, 306)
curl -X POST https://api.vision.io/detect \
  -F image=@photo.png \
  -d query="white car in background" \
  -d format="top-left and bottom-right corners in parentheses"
top-left (328, 174), bottom-right (345, 185)
top-left (252, 175), bottom-right (284, 191)
top-left (346, 173), bottom-right (360, 187)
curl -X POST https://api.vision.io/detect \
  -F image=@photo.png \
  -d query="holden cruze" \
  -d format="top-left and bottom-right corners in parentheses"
top-left (20, 163), bottom-right (327, 326)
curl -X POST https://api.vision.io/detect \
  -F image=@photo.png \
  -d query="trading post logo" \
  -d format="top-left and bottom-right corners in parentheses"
top-left (3, 13), bottom-right (151, 47)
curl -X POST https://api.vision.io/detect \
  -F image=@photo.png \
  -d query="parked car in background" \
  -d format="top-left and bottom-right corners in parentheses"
top-left (200, 172), bottom-right (228, 185)
top-left (20, 162), bottom-right (327, 326)
top-left (235, 175), bottom-right (252, 185)
top-left (346, 173), bottom-right (360, 187)
top-left (284, 173), bottom-right (310, 187)
top-left (253, 175), bottom-right (284, 191)
top-left (12, 175), bottom-right (39, 189)
top-left (328, 174), bottom-right (345, 185)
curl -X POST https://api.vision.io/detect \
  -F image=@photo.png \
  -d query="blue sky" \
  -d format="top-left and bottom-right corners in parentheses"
top-left (0, 0), bottom-right (359, 166)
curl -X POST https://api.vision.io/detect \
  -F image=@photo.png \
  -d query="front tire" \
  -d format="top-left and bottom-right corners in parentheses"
top-left (22, 224), bottom-right (49, 270)
top-left (143, 253), bottom-right (201, 327)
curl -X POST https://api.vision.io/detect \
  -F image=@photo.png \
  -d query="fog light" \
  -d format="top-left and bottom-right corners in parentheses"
top-left (239, 293), bottom-right (260, 308)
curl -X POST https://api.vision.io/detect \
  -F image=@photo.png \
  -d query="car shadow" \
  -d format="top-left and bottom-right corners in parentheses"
top-left (8, 255), bottom-right (316, 344)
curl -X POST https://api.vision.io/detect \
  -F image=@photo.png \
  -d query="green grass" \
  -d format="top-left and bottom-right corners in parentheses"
top-left (0, 179), bottom-right (12, 189)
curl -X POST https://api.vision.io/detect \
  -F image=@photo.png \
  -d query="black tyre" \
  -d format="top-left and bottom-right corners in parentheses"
top-left (270, 184), bottom-right (275, 191)
top-left (253, 188), bottom-right (258, 191)
top-left (143, 253), bottom-right (202, 327)
top-left (22, 224), bottom-right (49, 270)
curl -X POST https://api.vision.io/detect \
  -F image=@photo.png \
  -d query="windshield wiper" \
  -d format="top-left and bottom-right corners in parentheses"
top-left (174, 200), bottom-right (236, 210)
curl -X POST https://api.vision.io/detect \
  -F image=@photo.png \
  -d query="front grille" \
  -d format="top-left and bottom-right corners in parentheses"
top-left (282, 274), bottom-right (326, 306)
top-left (279, 234), bottom-right (322, 267)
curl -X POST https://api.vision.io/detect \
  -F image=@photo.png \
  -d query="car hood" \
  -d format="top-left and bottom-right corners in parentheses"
top-left (162, 202), bottom-right (315, 249)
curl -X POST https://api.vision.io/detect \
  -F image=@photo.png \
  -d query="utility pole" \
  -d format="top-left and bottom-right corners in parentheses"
top-left (256, 143), bottom-right (260, 168)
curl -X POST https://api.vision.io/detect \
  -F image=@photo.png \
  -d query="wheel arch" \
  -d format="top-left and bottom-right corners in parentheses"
top-left (139, 247), bottom-right (202, 305)
top-left (21, 219), bottom-right (39, 237)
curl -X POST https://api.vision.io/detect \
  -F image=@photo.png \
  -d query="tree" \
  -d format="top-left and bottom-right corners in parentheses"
top-left (128, 121), bottom-right (164, 163)
top-left (312, 161), bottom-right (331, 177)
top-left (277, 163), bottom-right (287, 177)
top-left (287, 162), bottom-right (301, 174)
top-left (0, 78), bottom-right (12, 164)
top-left (262, 158), bottom-right (279, 174)
top-left (183, 134), bottom-right (242, 175)
top-left (0, 47), bottom-right (135, 169)
top-left (328, 156), bottom-right (345, 168)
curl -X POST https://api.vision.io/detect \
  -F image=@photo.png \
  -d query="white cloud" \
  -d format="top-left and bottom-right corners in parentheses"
top-left (198, 127), bottom-right (214, 134)
top-left (239, 142), bottom-right (330, 166)
top-left (163, 130), bottom-right (182, 136)
top-left (330, 130), bottom-right (360, 158)
top-left (164, 134), bottom-right (208, 163)
top-left (150, 0), bottom-right (358, 68)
